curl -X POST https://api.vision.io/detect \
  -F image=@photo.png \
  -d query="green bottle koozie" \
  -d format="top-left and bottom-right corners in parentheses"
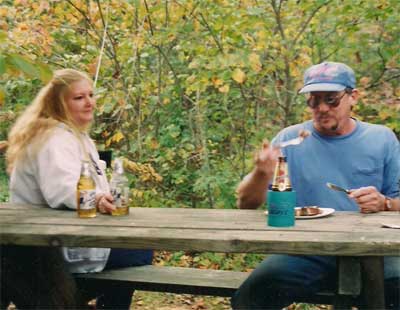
top-left (267, 190), bottom-right (296, 227)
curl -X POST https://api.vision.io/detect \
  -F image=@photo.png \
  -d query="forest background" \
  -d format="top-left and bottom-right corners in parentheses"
top-left (0, 0), bottom-right (399, 309)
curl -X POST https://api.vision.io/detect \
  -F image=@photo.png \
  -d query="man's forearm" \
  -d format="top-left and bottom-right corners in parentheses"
top-left (236, 169), bottom-right (271, 209)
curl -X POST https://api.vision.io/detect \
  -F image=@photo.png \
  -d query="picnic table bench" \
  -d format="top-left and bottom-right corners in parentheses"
top-left (76, 264), bottom-right (353, 306)
top-left (1, 203), bottom-right (399, 309)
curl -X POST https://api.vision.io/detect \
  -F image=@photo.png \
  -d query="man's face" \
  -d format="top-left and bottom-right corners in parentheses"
top-left (306, 90), bottom-right (357, 136)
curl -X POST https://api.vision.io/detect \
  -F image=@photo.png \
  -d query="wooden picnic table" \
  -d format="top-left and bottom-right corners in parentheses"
top-left (1, 203), bottom-right (399, 309)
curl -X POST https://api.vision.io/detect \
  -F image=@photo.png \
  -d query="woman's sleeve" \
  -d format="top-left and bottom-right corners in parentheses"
top-left (36, 131), bottom-right (82, 210)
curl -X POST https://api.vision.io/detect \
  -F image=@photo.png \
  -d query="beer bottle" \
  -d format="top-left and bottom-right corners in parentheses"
top-left (271, 156), bottom-right (292, 192)
top-left (77, 160), bottom-right (97, 218)
top-left (110, 158), bottom-right (130, 216)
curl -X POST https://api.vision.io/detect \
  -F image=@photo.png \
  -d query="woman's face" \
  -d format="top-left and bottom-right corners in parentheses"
top-left (64, 79), bottom-right (95, 127)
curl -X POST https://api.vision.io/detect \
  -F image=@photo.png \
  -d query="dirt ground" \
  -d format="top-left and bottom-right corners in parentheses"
top-left (132, 292), bottom-right (231, 310)
top-left (131, 292), bottom-right (333, 310)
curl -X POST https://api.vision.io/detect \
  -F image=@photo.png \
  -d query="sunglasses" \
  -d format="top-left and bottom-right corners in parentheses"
top-left (306, 88), bottom-right (353, 109)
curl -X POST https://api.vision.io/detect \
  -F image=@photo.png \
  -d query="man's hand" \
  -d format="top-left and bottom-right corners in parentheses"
top-left (254, 140), bottom-right (281, 177)
top-left (236, 140), bottom-right (281, 209)
top-left (348, 186), bottom-right (385, 213)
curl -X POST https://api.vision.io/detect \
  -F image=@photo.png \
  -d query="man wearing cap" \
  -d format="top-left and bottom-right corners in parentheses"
top-left (231, 62), bottom-right (400, 309)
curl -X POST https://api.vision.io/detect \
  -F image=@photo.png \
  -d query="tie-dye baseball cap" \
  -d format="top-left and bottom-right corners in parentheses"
top-left (298, 62), bottom-right (356, 93)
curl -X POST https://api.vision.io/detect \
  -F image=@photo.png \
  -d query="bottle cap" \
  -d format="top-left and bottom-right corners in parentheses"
top-left (99, 160), bottom-right (107, 172)
top-left (113, 158), bottom-right (124, 174)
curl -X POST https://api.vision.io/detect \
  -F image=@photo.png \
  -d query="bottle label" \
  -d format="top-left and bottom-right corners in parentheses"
top-left (111, 186), bottom-right (129, 208)
top-left (272, 158), bottom-right (292, 191)
top-left (79, 190), bottom-right (96, 210)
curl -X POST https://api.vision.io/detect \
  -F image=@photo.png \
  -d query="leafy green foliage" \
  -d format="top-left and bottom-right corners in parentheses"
top-left (155, 250), bottom-right (265, 272)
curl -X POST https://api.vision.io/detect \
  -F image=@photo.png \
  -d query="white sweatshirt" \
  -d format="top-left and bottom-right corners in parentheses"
top-left (10, 123), bottom-right (111, 273)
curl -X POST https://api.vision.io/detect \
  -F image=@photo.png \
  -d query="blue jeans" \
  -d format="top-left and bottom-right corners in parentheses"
top-left (231, 254), bottom-right (400, 310)
top-left (94, 249), bottom-right (154, 310)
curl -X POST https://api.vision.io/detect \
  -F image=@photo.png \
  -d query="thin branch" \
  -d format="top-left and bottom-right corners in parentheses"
top-left (164, 0), bottom-right (169, 27)
top-left (143, 0), bottom-right (154, 36)
top-left (271, 0), bottom-right (285, 41)
top-left (197, 12), bottom-right (224, 53)
top-left (292, 0), bottom-right (332, 46)
top-left (65, 0), bottom-right (115, 62)
top-left (65, 0), bottom-right (102, 39)
top-left (95, 0), bottom-right (122, 75)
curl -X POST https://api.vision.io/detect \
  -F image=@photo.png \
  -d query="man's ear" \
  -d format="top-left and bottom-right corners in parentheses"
top-left (349, 88), bottom-right (359, 107)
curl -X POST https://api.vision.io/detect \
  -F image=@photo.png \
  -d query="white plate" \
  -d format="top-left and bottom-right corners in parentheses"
top-left (295, 207), bottom-right (335, 219)
top-left (264, 208), bottom-right (335, 219)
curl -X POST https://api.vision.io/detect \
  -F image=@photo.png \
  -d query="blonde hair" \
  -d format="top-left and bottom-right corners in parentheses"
top-left (6, 69), bottom-right (93, 173)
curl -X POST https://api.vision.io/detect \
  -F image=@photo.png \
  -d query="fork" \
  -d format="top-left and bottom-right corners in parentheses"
top-left (275, 136), bottom-right (305, 148)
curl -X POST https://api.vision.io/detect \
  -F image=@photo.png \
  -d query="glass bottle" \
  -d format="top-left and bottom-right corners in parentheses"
top-left (271, 156), bottom-right (292, 192)
top-left (77, 160), bottom-right (97, 218)
top-left (110, 158), bottom-right (130, 216)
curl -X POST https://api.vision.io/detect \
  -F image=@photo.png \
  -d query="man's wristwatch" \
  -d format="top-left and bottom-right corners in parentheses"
top-left (383, 196), bottom-right (392, 211)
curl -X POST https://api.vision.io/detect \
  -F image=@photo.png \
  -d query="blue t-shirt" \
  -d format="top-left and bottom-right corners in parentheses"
top-left (272, 119), bottom-right (400, 211)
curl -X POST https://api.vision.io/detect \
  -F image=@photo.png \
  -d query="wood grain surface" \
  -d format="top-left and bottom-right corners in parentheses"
top-left (1, 203), bottom-right (399, 256)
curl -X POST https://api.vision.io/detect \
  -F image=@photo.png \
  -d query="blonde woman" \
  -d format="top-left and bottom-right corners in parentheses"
top-left (7, 69), bottom-right (113, 214)
top-left (3, 69), bottom-right (151, 309)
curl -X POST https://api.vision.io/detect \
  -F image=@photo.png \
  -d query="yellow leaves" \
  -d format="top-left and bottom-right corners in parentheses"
top-left (124, 159), bottom-right (163, 183)
top-left (17, 23), bottom-right (29, 32)
top-left (212, 76), bottom-right (223, 87)
top-left (394, 87), bottom-right (400, 98)
top-left (87, 57), bottom-right (99, 77)
top-left (101, 130), bottom-right (110, 139)
top-left (232, 68), bottom-right (246, 84)
top-left (218, 84), bottom-right (230, 93)
top-left (133, 35), bottom-right (145, 50)
top-left (38, 1), bottom-right (50, 13)
top-left (65, 13), bottom-right (79, 25)
top-left (105, 130), bottom-right (124, 147)
top-left (378, 110), bottom-right (391, 121)
top-left (112, 131), bottom-right (124, 143)
top-left (256, 29), bottom-right (267, 41)
top-left (0, 30), bottom-right (6, 43)
top-left (0, 87), bottom-right (5, 106)
top-left (149, 138), bottom-right (160, 150)
top-left (0, 7), bottom-right (8, 18)
top-left (188, 60), bottom-right (200, 69)
top-left (186, 75), bottom-right (196, 84)
top-left (359, 76), bottom-right (371, 87)
top-left (249, 53), bottom-right (262, 72)
top-left (31, 1), bottom-right (50, 14)
top-left (14, 0), bottom-right (28, 5)
top-left (271, 41), bottom-right (281, 49)
top-left (386, 57), bottom-right (399, 70)
top-left (131, 188), bottom-right (144, 199)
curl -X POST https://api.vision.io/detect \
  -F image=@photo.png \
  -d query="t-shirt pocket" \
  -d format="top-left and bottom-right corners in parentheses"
top-left (351, 165), bottom-right (383, 188)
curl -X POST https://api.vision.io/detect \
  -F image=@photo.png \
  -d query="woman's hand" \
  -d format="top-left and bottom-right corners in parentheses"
top-left (96, 193), bottom-right (115, 214)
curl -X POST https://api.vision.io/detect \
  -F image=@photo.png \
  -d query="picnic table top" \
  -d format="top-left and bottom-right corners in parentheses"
top-left (0, 203), bottom-right (399, 256)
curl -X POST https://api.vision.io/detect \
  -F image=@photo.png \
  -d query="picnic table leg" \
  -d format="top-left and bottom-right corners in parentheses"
top-left (335, 256), bottom-right (361, 309)
top-left (360, 256), bottom-right (385, 310)
top-left (1, 245), bottom-right (84, 309)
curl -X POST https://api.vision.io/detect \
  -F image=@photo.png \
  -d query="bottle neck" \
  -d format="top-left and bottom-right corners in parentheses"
top-left (113, 158), bottom-right (124, 174)
top-left (81, 162), bottom-right (92, 177)
top-left (271, 156), bottom-right (292, 191)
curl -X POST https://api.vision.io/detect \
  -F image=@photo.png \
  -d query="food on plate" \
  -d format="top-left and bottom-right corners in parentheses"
top-left (295, 206), bottom-right (321, 216)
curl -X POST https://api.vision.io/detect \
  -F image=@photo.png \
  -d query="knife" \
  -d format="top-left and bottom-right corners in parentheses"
top-left (326, 182), bottom-right (351, 194)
